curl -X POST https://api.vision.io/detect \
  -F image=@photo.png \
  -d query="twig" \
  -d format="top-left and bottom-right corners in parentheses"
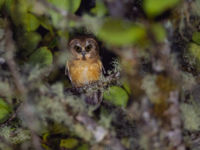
top-left (4, 19), bottom-right (27, 97)
top-left (76, 71), bottom-right (120, 92)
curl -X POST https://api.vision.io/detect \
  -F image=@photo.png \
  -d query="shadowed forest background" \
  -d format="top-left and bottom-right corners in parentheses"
top-left (1, 0), bottom-right (200, 150)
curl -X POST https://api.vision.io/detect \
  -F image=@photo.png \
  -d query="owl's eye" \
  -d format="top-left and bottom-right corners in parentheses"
top-left (74, 45), bottom-right (82, 53)
top-left (85, 44), bottom-right (92, 52)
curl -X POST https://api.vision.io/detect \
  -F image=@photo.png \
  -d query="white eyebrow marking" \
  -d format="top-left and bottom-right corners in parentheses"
top-left (76, 43), bottom-right (81, 47)
top-left (86, 40), bottom-right (90, 46)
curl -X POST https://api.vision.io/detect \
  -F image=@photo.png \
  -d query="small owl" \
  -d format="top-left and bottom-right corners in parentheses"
top-left (66, 37), bottom-right (103, 87)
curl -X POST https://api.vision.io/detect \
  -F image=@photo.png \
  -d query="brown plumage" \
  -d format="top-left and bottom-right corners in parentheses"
top-left (66, 37), bottom-right (103, 87)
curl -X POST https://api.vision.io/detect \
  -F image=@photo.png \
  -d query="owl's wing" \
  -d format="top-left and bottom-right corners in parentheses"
top-left (97, 59), bottom-right (106, 75)
top-left (65, 61), bottom-right (72, 82)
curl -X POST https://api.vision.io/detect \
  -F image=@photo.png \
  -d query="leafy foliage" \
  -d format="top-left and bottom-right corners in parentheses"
top-left (28, 46), bottom-right (53, 67)
top-left (143, 0), bottom-right (180, 17)
top-left (0, 0), bottom-right (200, 150)
top-left (98, 18), bottom-right (146, 46)
top-left (103, 86), bottom-right (128, 107)
top-left (0, 99), bottom-right (12, 123)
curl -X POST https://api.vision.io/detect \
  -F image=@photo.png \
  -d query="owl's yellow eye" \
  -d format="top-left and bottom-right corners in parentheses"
top-left (85, 44), bottom-right (92, 52)
top-left (74, 45), bottom-right (82, 53)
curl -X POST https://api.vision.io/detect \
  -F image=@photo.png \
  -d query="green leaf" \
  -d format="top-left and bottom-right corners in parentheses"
top-left (143, 0), bottom-right (180, 18)
top-left (123, 82), bottom-right (131, 95)
top-left (0, 98), bottom-right (12, 123)
top-left (60, 138), bottom-right (78, 149)
top-left (24, 13), bottom-right (40, 32)
top-left (103, 86), bottom-right (129, 107)
top-left (19, 31), bottom-right (42, 53)
top-left (192, 32), bottom-right (200, 45)
top-left (76, 144), bottom-right (89, 150)
top-left (47, 0), bottom-right (81, 13)
top-left (9, 0), bottom-right (30, 26)
top-left (91, 0), bottom-right (107, 17)
top-left (40, 18), bottom-right (54, 33)
top-left (29, 46), bottom-right (53, 67)
top-left (151, 23), bottom-right (166, 42)
top-left (98, 18), bottom-right (146, 46)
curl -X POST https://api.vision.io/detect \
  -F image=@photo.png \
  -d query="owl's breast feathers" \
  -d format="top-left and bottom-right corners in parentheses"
top-left (67, 58), bottom-right (102, 87)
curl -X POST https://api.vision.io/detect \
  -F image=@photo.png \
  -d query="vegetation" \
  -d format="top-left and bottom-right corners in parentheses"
top-left (0, 0), bottom-right (200, 149)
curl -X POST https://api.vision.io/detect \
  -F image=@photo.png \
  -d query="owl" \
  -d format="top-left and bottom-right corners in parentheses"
top-left (66, 37), bottom-right (103, 87)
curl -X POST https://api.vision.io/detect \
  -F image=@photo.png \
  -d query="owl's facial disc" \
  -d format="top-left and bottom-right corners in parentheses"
top-left (69, 38), bottom-right (98, 61)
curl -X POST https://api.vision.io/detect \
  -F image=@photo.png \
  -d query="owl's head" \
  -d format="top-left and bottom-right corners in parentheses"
top-left (68, 37), bottom-right (99, 60)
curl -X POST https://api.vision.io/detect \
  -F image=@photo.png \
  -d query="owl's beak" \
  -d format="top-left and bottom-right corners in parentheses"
top-left (81, 51), bottom-right (86, 60)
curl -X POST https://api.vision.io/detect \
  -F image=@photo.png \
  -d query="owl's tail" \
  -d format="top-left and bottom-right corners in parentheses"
top-left (84, 90), bottom-right (103, 105)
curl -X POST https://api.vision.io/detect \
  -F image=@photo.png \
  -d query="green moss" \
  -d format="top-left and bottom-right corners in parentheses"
top-left (180, 103), bottom-right (200, 131)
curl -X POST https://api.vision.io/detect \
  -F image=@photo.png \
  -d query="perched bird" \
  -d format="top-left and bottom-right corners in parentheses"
top-left (66, 36), bottom-right (103, 104)
top-left (66, 36), bottom-right (103, 87)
